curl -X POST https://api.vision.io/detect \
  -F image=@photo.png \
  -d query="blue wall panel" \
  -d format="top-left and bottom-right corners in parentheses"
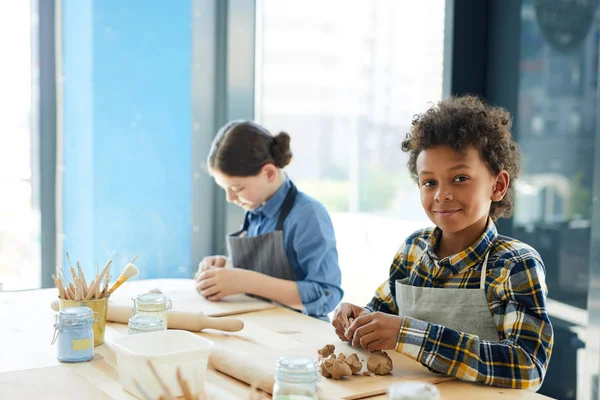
top-left (61, 0), bottom-right (192, 280)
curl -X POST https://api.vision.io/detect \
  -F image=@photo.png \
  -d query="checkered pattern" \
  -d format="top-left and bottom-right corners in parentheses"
top-left (366, 219), bottom-right (553, 389)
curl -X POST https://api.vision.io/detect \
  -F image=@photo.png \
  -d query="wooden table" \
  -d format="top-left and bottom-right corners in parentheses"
top-left (0, 288), bottom-right (553, 399)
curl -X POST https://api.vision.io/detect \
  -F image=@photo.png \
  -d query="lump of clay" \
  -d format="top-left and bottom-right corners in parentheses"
top-left (337, 353), bottom-right (346, 362)
top-left (320, 358), bottom-right (333, 378)
top-left (344, 353), bottom-right (362, 375)
top-left (317, 344), bottom-right (335, 358)
top-left (331, 360), bottom-right (352, 380)
top-left (367, 351), bottom-right (393, 376)
top-left (362, 371), bottom-right (371, 376)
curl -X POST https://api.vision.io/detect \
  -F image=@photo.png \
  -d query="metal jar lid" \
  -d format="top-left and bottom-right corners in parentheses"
top-left (128, 315), bottom-right (164, 331)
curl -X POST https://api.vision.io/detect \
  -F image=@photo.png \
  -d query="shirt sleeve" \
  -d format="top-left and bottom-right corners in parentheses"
top-left (365, 240), bottom-right (409, 314)
top-left (288, 202), bottom-right (343, 317)
top-left (394, 254), bottom-right (554, 389)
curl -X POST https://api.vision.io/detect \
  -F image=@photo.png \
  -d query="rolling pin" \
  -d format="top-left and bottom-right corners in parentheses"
top-left (208, 345), bottom-right (275, 394)
top-left (50, 300), bottom-right (244, 333)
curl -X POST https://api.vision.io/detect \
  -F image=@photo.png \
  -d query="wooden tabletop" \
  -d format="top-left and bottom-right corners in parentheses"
top-left (0, 287), bottom-right (553, 399)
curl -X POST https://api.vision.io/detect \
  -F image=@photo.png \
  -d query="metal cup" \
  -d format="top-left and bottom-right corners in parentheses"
top-left (58, 296), bottom-right (109, 346)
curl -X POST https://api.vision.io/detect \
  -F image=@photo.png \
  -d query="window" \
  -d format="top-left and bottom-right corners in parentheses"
top-left (0, 0), bottom-right (40, 290)
top-left (256, 0), bottom-right (446, 305)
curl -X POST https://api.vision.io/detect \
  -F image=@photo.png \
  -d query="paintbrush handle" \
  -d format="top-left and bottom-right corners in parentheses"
top-left (107, 275), bottom-right (127, 295)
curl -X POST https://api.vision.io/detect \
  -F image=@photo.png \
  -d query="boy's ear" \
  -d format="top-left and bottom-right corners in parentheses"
top-left (492, 170), bottom-right (510, 202)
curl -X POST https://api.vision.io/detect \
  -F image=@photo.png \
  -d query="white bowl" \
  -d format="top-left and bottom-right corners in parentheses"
top-left (109, 330), bottom-right (213, 399)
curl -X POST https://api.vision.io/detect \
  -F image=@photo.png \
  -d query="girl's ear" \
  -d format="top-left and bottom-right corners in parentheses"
top-left (492, 170), bottom-right (510, 202)
top-left (261, 163), bottom-right (279, 183)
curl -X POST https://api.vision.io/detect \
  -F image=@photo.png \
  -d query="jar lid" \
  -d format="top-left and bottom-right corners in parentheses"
top-left (59, 306), bottom-right (94, 320)
top-left (275, 355), bottom-right (318, 383)
top-left (135, 292), bottom-right (168, 305)
top-left (128, 315), bottom-right (164, 330)
top-left (388, 382), bottom-right (440, 400)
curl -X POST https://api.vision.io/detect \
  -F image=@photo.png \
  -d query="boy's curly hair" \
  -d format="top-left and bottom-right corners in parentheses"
top-left (401, 95), bottom-right (521, 220)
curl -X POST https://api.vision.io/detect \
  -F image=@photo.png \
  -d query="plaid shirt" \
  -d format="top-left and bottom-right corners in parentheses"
top-left (366, 219), bottom-right (553, 389)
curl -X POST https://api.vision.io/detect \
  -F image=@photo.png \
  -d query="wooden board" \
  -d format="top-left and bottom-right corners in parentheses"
top-left (109, 278), bottom-right (277, 317)
top-left (0, 366), bottom-right (111, 399)
top-left (203, 309), bottom-right (453, 400)
top-left (235, 341), bottom-right (451, 400)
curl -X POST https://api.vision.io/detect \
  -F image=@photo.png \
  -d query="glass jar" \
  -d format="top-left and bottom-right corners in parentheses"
top-left (272, 355), bottom-right (318, 400)
top-left (52, 306), bottom-right (96, 363)
top-left (128, 315), bottom-right (165, 335)
top-left (388, 382), bottom-right (440, 400)
top-left (132, 292), bottom-right (172, 330)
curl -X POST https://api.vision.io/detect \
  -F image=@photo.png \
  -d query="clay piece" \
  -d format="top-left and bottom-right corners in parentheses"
top-left (362, 371), bottom-right (371, 377)
top-left (330, 360), bottom-right (352, 380)
top-left (317, 344), bottom-right (335, 358)
top-left (320, 358), bottom-right (334, 378)
top-left (367, 351), bottom-right (393, 376)
top-left (337, 353), bottom-right (346, 362)
top-left (344, 353), bottom-right (362, 375)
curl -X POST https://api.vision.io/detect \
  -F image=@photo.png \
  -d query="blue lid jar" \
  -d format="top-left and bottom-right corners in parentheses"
top-left (52, 306), bottom-right (96, 363)
top-left (128, 315), bottom-right (165, 335)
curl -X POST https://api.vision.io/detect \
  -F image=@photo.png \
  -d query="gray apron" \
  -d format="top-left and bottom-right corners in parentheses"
top-left (226, 183), bottom-right (298, 281)
top-left (395, 250), bottom-right (499, 342)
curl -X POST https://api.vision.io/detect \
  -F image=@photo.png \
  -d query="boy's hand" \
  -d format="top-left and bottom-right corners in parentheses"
top-left (195, 268), bottom-right (251, 301)
top-left (194, 255), bottom-right (229, 279)
top-left (345, 312), bottom-right (403, 352)
top-left (332, 303), bottom-right (370, 342)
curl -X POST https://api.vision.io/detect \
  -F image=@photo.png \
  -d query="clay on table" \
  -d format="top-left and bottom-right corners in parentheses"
top-left (344, 353), bottom-right (362, 375)
top-left (317, 344), bottom-right (335, 358)
top-left (330, 360), bottom-right (352, 380)
top-left (366, 350), bottom-right (393, 375)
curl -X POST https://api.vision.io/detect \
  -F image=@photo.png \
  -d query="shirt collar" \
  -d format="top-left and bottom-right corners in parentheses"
top-left (428, 217), bottom-right (497, 274)
top-left (249, 177), bottom-right (292, 219)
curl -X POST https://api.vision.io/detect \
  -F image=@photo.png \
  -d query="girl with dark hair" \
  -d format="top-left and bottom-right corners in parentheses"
top-left (194, 120), bottom-right (343, 320)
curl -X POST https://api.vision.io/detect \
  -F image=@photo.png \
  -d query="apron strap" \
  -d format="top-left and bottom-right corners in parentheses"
top-left (480, 250), bottom-right (491, 289)
top-left (275, 182), bottom-right (298, 231)
top-left (240, 211), bottom-right (251, 232)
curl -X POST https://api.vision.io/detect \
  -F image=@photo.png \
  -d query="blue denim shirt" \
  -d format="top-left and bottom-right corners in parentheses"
top-left (245, 178), bottom-right (343, 318)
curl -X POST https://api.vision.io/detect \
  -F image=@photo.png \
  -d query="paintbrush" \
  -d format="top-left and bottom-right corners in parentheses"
top-left (107, 261), bottom-right (139, 296)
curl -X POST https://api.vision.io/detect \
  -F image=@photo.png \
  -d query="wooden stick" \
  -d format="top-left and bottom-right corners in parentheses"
top-left (132, 379), bottom-right (153, 400)
top-left (101, 263), bottom-right (111, 297)
top-left (147, 360), bottom-right (174, 400)
top-left (79, 277), bottom-right (87, 299)
top-left (67, 286), bottom-right (75, 301)
top-left (76, 261), bottom-right (88, 291)
top-left (85, 260), bottom-right (111, 300)
top-left (57, 277), bottom-right (67, 300)
top-left (87, 279), bottom-right (95, 299)
top-left (66, 252), bottom-right (77, 281)
top-left (176, 368), bottom-right (194, 400)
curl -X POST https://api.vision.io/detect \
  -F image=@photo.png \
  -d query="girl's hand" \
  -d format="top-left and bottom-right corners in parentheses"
top-left (195, 268), bottom-right (251, 301)
top-left (331, 302), bottom-right (370, 342)
top-left (194, 255), bottom-right (229, 279)
top-left (345, 312), bottom-right (403, 352)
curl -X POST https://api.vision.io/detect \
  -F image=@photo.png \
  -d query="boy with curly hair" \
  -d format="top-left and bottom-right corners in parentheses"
top-left (332, 96), bottom-right (553, 389)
